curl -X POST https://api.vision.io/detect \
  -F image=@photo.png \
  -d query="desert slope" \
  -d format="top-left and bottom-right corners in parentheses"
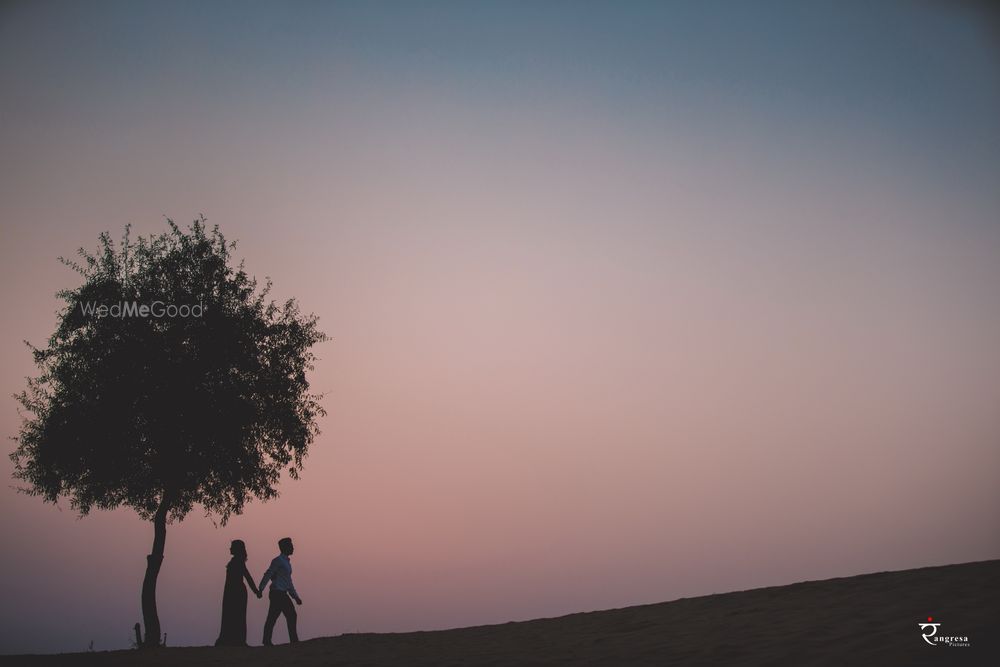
top-left (8, 559), bottom-right (998, 666)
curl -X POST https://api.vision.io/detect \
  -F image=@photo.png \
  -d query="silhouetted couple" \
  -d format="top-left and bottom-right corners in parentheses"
top-left (215, 537), bottom-right (303, 647)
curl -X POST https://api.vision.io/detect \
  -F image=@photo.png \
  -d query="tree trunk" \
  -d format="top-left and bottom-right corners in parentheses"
top-left (140, 496), bottom-right (170, 648)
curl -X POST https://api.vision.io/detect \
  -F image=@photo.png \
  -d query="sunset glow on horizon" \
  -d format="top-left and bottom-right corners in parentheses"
top-left (1, 1), bottom-right (999, 655)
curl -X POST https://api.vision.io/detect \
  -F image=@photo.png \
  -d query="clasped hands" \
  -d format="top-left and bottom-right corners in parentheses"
top-left (252, 589), bottom-right (302, 605)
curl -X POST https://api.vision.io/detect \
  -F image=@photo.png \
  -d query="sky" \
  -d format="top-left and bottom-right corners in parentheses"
top-left (1, 0), bottom-right (999, 655)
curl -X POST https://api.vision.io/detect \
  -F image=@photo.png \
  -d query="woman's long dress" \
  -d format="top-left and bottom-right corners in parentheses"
top-left (215, 557), bottom-right (251, 646)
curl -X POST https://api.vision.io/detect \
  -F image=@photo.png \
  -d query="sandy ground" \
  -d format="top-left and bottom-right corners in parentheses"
top-left (7, 559), bottom-right (997, 666)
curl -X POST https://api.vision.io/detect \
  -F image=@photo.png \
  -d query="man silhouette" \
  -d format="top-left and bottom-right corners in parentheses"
top-left (259, 537), bottom-right (302, 645)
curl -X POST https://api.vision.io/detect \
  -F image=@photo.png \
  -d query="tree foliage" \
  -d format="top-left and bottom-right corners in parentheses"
top-left (12, 219), bottom-right (326, 525)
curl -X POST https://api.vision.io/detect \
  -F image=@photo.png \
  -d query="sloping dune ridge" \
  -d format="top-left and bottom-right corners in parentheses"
top-left (9, 559), bottom-right (998, 666)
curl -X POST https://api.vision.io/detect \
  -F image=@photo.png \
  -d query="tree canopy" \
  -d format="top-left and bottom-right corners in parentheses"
top-left (12, 219), bottom-right (327, 524)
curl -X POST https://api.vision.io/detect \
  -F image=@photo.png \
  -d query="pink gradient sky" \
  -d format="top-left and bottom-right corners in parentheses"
top-left (1, 1), bottom-right (999, 654)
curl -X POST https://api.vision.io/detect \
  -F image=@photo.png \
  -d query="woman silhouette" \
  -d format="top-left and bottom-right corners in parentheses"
top-left (215, 539), bottom-right (262, 646)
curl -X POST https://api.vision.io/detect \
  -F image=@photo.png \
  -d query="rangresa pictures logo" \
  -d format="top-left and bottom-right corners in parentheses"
top-left (918, 616), bottom-right (971, 648)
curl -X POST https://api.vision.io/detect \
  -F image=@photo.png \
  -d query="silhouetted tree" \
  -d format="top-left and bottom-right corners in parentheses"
top-left (12, 219), bottom-right (326, 647)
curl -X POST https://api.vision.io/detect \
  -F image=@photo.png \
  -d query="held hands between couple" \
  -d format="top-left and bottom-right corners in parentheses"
top-left (254, 590), bottom-right (303, 605)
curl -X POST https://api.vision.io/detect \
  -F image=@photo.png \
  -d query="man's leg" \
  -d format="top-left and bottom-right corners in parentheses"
top-left (284, 597), bottom-right (299, 643)
top-left (262, 590), bottom-right (283, 645)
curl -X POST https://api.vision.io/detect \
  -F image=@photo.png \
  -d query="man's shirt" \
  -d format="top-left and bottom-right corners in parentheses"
top-left (259, 554), bottom-right (299, 599)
